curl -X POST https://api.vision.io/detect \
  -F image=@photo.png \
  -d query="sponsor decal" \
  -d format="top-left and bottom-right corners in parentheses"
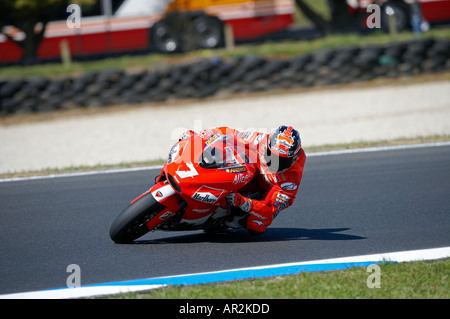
top-left (192, 208), bottom-right (212, 213)
top-left (150, 184), bottom-right (176, 203)
top-left (204, 133), bottom-right (221, 147)
top-left (280, 182), bottom-right (298, 190)
top-left (232, 173), bottom-right (250, 185)
top-left (225, 166), bottom-right (247, 173)
top-left (192, 192), bottom-right (217, 203)
top-left (249, 211), bottom-right (266, 220)
top-left (252, 219), bottom-right (266, 227)
top-left (276, 193), bottom-right (290, 203)
top-left (159, 211), bottom-right (174, 220)
top-left (192, 193), bottom-right (217, 203)
top-left (199, 129), bottom-right (214, 139)
top-left (191, 185), bottom-right (225, 204)
top-left (273, 192), bottom-right (290, 215)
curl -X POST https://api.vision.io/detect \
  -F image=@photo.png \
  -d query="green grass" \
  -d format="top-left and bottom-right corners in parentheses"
top-left (111, 258), bottom-right (449, 299)
top-left (1, 26), bottom-right (449, 79)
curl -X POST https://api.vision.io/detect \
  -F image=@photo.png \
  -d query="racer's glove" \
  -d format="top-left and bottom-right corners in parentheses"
top-left (226, 192), bottom-right (252, 213)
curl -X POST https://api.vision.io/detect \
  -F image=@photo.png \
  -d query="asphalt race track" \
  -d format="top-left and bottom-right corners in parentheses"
top-left (1, 144), bottom-right (449, 295)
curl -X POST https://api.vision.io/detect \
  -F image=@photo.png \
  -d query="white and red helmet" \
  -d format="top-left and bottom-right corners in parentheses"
top-left (263, 125), bottom-right (301, 173)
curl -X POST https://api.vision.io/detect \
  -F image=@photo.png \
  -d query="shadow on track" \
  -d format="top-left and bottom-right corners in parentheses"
top-left (132, 227), bottom-right (366, 245)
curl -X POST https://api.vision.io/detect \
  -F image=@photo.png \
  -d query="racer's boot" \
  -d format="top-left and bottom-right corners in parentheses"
top-left (223, 207), bottom-right (248, 229)
top-left (203, 207), bottom-right (230, 233)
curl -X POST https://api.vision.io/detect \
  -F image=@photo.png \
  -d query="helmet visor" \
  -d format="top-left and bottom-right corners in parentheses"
top-left (264, 147), bottom-right (296, 173)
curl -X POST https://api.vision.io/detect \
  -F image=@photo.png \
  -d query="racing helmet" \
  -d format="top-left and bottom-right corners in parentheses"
top-left (263, 125), bottom-right (301, 173)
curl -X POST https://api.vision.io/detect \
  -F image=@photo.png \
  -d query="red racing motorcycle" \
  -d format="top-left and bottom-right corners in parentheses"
top-left (109, 133), bottom-right (258, 243)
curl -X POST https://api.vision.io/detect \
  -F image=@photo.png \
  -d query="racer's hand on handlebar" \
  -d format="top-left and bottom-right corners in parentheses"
top-left (226, 192), bottom-right (252, 213)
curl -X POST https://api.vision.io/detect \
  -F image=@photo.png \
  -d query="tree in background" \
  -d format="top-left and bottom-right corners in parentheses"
top-left (0, 0), bottom-right (94, 65)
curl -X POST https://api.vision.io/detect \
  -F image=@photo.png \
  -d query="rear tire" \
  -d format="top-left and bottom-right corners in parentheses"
top-left (109, 192), bottom-right (165, 244)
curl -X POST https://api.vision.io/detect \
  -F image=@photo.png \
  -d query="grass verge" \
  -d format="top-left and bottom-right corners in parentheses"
top-left (1, 27), bottom-right (449, 79)
top-left (111, 258), bottom-right (449, 299)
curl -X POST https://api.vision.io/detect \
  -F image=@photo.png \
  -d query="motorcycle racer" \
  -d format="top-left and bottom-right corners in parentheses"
top-left (179, 125), bottom-right (306, 235)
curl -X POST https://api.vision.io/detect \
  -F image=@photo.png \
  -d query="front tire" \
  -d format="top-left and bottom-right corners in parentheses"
top-left (109, 192), bottom-right (165, 244)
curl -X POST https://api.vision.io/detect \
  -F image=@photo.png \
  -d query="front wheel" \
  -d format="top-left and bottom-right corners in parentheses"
top-left (109, 192), bottom-right (165, 244)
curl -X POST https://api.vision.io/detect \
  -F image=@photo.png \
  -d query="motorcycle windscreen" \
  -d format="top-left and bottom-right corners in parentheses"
top-left (199, 134), bottom-right (249, 169)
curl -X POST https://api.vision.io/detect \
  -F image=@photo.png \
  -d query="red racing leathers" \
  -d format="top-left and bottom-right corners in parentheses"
top-left (198, 127), bottom-right (306, 234)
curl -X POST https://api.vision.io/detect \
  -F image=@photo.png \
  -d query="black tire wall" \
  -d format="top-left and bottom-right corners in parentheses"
top-left (1, 37), bottom-right (449, 116)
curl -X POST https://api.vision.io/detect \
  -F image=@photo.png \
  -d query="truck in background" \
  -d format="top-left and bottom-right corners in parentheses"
top-left (0, 0), bottom-right (296, 64)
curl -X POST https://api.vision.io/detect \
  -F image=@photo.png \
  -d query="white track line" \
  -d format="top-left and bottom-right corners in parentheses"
top-left (1, 142), bottom-right (449, 183)
top-left (1, 246), bottom-right (449, 299)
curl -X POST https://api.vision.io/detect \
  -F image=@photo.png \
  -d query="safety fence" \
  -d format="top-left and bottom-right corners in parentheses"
top-left (1, 37), bottom-right (449, 115)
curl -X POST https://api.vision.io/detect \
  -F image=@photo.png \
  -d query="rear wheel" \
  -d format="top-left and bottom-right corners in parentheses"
top-left (191, 16), bottom-right (224, 49)
top-left (109, 192), bottom-right (165, 244)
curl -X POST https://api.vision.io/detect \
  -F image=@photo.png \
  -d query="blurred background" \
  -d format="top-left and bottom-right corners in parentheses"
top-left (0, 0), bottom-right (449, 115)
top-left (1, 1), bottom-right (449, 299)
top-left (0, 0), bottom-right (449, 173)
